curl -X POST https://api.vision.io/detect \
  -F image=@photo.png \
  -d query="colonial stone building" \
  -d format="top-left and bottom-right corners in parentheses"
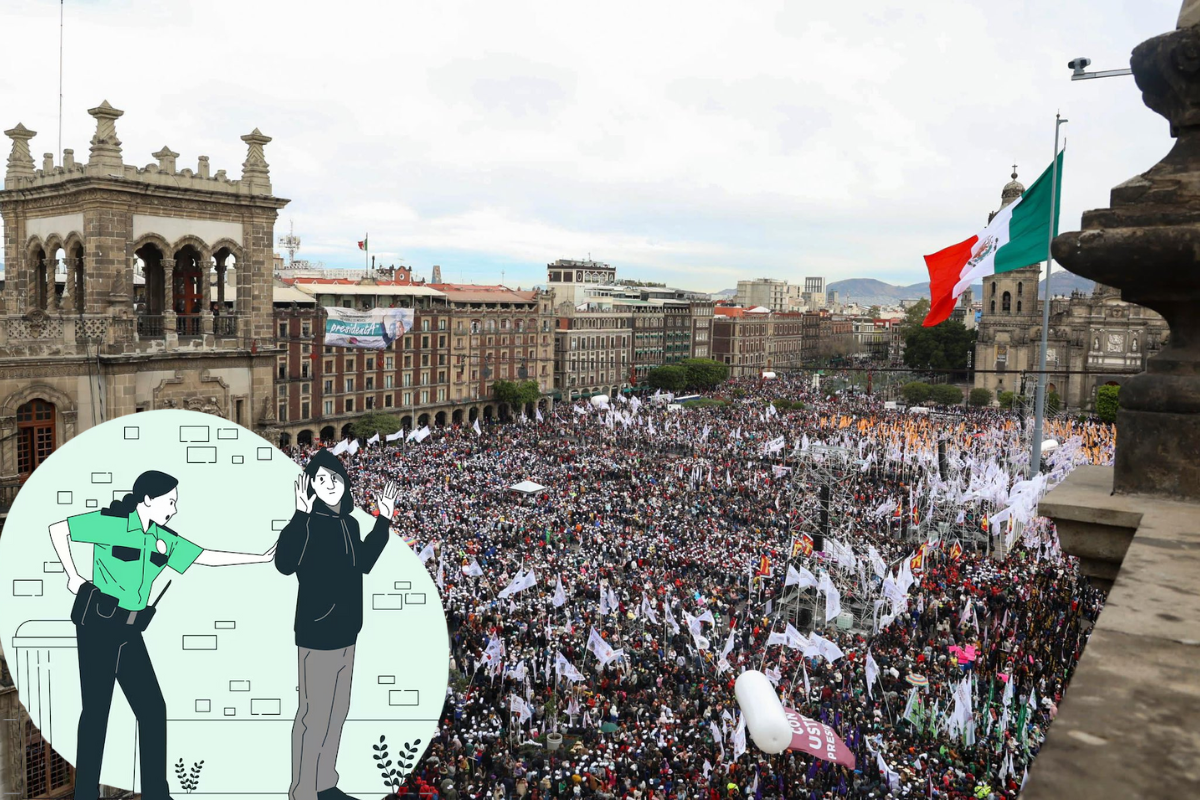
top-left (271, 271), bottom-right (556, 445)
top-left (0, 101), bottom-right (286, 800)
top-left (972, 171), bottom-right (1168, 409)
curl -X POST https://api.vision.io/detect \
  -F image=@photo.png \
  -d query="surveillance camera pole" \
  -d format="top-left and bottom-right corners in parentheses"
top-left (1071, 67), bottom-right (1133, 81)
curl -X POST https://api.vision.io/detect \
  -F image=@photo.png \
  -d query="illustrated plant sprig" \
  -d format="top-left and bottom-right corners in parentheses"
top-left (175, 758), bottom-right (205, 793)
top-left (374, 735), bottom-right (423, 794)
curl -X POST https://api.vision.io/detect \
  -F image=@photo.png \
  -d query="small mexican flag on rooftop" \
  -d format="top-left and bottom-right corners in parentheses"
top-left (357, 235), bottom-right (368, 251)
top-left (922, 150), bottom-right (1064, 327)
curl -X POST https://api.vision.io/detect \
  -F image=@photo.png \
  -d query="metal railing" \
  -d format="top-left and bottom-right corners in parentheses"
top-left (178, 315), bottom-right (202, 336)
top-left (136, 315), bottom-right (165, 337)
top-left (214, 315), bottom-right (238, 337)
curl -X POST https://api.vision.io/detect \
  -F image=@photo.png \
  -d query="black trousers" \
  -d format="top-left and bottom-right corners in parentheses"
top-left (74, 620), bottom-right (169, 800)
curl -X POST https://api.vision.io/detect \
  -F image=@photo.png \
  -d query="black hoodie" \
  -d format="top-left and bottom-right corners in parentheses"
top-left (274, 448), bottom-right (390, 650)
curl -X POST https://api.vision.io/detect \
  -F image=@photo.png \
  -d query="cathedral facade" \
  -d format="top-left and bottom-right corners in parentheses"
top-left (973, 172), bottom-right (1168, 410)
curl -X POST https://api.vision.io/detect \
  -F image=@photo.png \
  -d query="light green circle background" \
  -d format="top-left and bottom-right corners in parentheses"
top-left (0, 410), bottom-right (448, 798)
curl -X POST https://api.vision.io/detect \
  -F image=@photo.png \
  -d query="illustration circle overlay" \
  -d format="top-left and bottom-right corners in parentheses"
top-left (0, 410), bottom-right (449, 798)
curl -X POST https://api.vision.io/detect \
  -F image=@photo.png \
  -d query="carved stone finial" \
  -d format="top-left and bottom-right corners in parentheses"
top-left (240, 128), bottom-right (272, 194)
top-left (197, 155), bottom-right (210, 178)
top-left (153, 146), bottom-right (179, 173)
top-left (4, 122), bottom-right (36, 185)
top-left (63, 148), bottom-right (75, 170)
top-left (42, 152), bottom-right (54, 173)
top-left (86, 100), bottom-right (124, 171)
top-left (1051, 21), bottom-right (1200, 500)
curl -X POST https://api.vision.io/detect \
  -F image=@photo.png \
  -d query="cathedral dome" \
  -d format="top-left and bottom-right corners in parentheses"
top-left (1000, 166), bottom-right (1025, 208)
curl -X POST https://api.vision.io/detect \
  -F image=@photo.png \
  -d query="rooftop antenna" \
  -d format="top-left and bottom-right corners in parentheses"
top-left (278, 220), bottom-right (301, 266)
top-left (58, 0), bottom-right (64, 158)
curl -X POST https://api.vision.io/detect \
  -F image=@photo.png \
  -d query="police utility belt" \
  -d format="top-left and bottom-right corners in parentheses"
top-left (71, 579), bottom-right (172, 633)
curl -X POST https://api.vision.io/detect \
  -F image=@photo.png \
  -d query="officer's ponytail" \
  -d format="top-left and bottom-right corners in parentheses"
top-left (106, 470), bottom-right (179, 515)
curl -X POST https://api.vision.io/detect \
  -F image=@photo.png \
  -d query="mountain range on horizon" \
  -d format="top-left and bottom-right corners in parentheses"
top-left (715, 272), bottom-right (1095, 306)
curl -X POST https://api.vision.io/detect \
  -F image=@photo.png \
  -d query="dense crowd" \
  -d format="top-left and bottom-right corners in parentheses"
top-left (286, 374), bottom-right (1111, 800)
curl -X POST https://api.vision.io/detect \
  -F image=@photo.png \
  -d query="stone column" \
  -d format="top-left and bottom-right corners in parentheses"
top-left (162, 258), bottom-right (177, 334)
top-left (60, 258), bottom-right (73, 313)
top-left (46, 258), bottom-right (59, 311)
top-left (200, 257), bottom-right (214, 339)
top-left (1051, 21), bottom-right (1200, 501)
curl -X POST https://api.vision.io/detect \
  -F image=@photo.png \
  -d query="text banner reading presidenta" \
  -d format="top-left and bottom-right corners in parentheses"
top-left (323, 307), bottom-right (415, 350)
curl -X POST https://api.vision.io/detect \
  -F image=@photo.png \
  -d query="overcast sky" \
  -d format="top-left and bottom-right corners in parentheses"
top-left (0, 0), bottom-right (1181, 293)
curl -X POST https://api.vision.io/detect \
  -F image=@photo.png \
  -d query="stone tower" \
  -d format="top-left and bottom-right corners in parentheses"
top-left (0, 101), bottom-right (290, 481)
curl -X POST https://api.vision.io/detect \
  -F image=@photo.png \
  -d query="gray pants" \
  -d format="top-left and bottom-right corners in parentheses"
top-left (289, 645), bottom-right (355, 800)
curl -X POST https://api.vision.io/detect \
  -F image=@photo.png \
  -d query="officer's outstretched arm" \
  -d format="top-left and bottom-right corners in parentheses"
top-left (195, 541), bottom-right (278, 567)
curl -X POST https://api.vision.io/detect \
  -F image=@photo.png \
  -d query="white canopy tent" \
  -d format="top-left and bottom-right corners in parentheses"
top-left (510, 480), bottom-right (547, 495)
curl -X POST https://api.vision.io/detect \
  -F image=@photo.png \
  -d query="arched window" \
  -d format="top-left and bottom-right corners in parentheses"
top-left (17, 399), bottom-right (56, 480)
top-left (1017, 301), bottom-right (1022, 314)
top-left (1017, 282), bottom-right (1023, 296)
top-left (1002, 292), bottom-right (1012, 313)
top-left (990, 301), bottom-right (996, 314)
top-left (991, 283), bottom-right (997, 297)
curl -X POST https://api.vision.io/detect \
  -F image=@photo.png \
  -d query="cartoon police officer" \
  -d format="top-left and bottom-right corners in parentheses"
top-left (46, 469), bottom-right (276, 800)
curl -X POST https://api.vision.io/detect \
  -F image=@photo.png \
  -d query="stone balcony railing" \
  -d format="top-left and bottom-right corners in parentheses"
top-left (0, 312), bottom-right (246, 354)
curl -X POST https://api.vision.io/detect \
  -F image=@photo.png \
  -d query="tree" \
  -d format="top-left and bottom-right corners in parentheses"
top-left (998, 391), bottom-right (1016, 409)
top-left (902, 298), bottom-right (931, 334)
top-left (1096, 385), bottom-right (1119, 423)
top-left (903, 319), bottom-right (976, 371)
top-left (350, 411), bottom-right (404, 441)
top-left (647, 365), bottom-right (688, 392)
top-left (1045, 390), bottom-right (1061, 417)
top-left (900, 381), bottom-right (932, 405)
top-left (493, 379), bottom-right (541, 414)
top-left (968, 388), bottom-right (993, 407)
top-left (928, 384), bottom-right (964, 406)
top-left (867, 305), bottom-right (881, 319)
top-left (681, 358), bottom-right (729, 390)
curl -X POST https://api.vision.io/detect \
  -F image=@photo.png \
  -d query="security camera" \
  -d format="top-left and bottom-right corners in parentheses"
top-left (1068, 57), bottom-right (1092, 75)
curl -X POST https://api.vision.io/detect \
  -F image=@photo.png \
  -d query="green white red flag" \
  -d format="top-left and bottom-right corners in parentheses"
top-left (922, 150), bottom-right (1064, 327)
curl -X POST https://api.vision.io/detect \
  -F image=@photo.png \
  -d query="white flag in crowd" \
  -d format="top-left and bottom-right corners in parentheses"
top-left (555, 651), bottom-right (585, 682)
top-left (463, 558), bottom-right (484, 577)
top-left (509, 694), bottom-right (532, 724)
top-left (866, 650), bottom-right (880, 698)
top-left (473, 418), bottom-right (482, 436)
top-left (367, 432), bottom-right (380, 445)
top-left (418, 542), bottom-right (436, 564)
top-left (552, 576), bottom-right (566, 608)
top-left (331, 439), bottom-right (349, 455)
top-left (499, 569), bottom-right (537, 599)
top-left (385, 429), bottom-right (404, 442)
top-left (785, 564), bottom-right (817, 589)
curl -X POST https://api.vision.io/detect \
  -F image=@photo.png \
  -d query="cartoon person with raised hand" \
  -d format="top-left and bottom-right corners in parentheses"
top-left (46, 469), bottom-right (277, 800)
top-left (274, 449), bottom-right (399, 800)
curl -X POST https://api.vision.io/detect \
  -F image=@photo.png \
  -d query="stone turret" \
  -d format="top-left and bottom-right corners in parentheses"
top-left (85, 100), bottom-right (124, 173)
top-left (3, 123), bottom-right (36, 188)
top-left (152, 146), bottom-right (179, 174)
top-left (240, 128), bottom-right (272, 194)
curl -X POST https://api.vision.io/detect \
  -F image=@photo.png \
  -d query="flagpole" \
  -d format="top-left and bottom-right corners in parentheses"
top-left (1030, 114), bottom-right (1067, 478)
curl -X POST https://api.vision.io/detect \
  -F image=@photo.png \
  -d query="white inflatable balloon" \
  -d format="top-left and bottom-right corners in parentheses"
top-left (590, 394), bottom-right (611, 408)
top-left (734, 670), bottom-right (793, 755)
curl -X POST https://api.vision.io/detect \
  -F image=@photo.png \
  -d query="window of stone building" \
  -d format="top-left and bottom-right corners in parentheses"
top-left (1017, 282), bottom-right (1023, 296)
top-left (302, 402), bottom-right (310, 419)
top-left (365, 377), bottom-right (374, 390)
top-left (345, 398), bottom-right (354, 412)
top-left (324, 379), bottom-right (333, 394)
top-left (25, 720), bottom-right (73, 798)
top-left (1017, 301), bottom-right (1022, 314)
top-left (422, 318), bottom-right (430, 332)
top-left (366, 397), bottom-right (375, 410)
top-left (403, 392), bottom-right (412, 406)
top-left (366, 357), bottom-right (374, 370)
top-left (991, 301), bottom-right (996, 314)
top-left (324, 400), bottom-right (334, 416)
top-left (301, 362), bottom-right (310, 379)
top-left (279, 403), bottom-right (287, 421)
top-left (279, 322), bottom-right (288, 339)
top-left (1002, 292), bottom-right (1011, 313)
top-left (384, 395), bottom-right (393, 408)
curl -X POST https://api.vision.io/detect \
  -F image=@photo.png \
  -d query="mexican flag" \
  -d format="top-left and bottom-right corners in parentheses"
top-left (922, 150), bottom-right (1064, 327)
top-left (357, 235), bottom-right (368, 251)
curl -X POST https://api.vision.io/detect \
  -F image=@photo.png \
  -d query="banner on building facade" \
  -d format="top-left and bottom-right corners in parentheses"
top-left (323, 307), bottom-right (415, 350)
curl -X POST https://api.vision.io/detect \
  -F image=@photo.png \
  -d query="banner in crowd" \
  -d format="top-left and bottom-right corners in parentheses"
top-left (782, 707), bottom-right (856, 769)
top-left (323, 307), bottom-right (415, 349)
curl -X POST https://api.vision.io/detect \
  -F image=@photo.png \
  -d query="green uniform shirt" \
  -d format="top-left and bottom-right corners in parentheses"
top-left (67, 510), bottom-right (202, 610)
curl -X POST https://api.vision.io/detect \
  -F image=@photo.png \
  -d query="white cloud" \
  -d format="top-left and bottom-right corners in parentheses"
top-left (0, 0), bottom-right (1183, 293)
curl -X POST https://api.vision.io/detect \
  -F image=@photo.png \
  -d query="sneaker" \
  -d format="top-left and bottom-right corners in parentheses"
top-left (318, 787), bottom-right (359, 800)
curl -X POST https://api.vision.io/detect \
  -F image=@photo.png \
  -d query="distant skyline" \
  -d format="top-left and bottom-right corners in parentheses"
top-left (0, 0), bottom-right (1181, 293)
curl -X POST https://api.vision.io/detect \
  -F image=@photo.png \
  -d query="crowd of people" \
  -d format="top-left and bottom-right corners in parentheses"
top-left (285, 373), bottom-right (1111, 800)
